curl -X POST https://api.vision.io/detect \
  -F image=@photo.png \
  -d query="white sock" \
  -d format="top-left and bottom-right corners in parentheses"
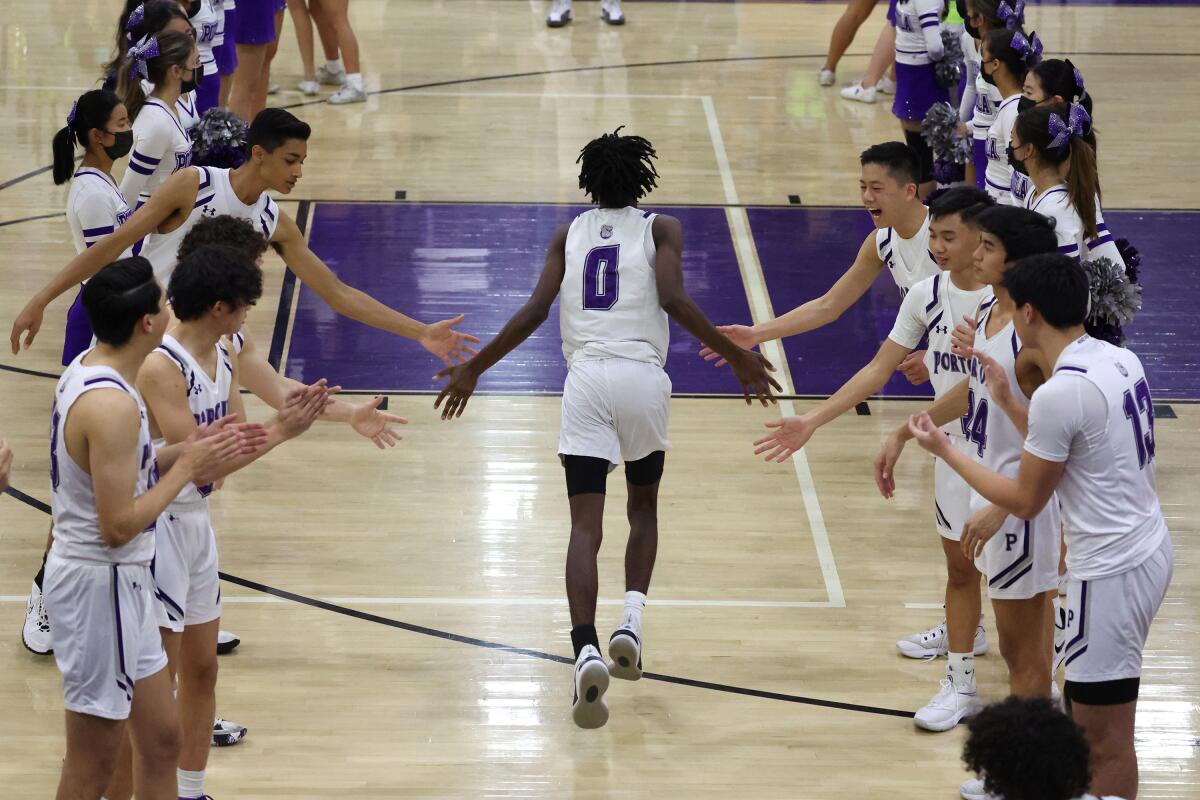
top-left (326, 58), bottom-right (344, 73)
top-left (622, 591), bottom-right (646, 631)
top-left (345, 73), bottom-right (364, 91)
top-left (947, 652), bottom-right (976, 693)
top-left (178, 768), bottom-right (205, 798)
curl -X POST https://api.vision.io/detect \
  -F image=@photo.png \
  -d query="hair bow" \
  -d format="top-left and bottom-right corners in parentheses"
top-left (1011, 31), bottom-right (1043, 67)
top-left (125, 3), bottom-right (146, 33)
top-left (1047, 103), bottom-right (1092, 152)
top-left (127, 36), bottom-right (160, 79)
top-left (67, 101), bottom-right (78, 128)
top-left (997, 0), bottom-right (1025, 30)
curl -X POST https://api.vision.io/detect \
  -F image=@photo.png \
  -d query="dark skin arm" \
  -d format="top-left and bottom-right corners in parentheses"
top-left (434, 214), bottom-right (780, 419)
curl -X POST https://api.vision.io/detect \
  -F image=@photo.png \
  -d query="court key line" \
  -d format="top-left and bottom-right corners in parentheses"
top-left (1, 485), bottom-right (910, 720)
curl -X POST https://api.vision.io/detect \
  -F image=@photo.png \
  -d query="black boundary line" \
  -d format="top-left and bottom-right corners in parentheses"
top-left (1, 483), bottom-right (913, 720)
top-left (266, 199), bottom-right (310, 370)
top-left (0, 211), bottom-right (63, 228)
top-left (2, 48), bottom-right (1199, 197)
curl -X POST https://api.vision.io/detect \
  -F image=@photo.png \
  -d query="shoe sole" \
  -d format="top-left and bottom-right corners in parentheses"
top-left (913, 700), bottom-right (983, 732)
top-left (607, 633), bottom-right (642, 681)
top-left (216, 638), bottom-right (240, 655)
top-left (601, 11), bottom-right (625, 25)
top-left (21, 632), bottom-right (53, 656)
top-left (547, 12), bottom-right (572, 27)
top-left (572, 659), bottom-right (610, 729)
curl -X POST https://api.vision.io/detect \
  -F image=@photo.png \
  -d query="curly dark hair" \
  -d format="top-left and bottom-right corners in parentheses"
top-left (963, 697), bottom-right (1092, 800)
top-left (177, 215), bottom-right (270, 264)
top-left (577, 127), bottom-right (659, 207)
top-left (168, 244), bottom-right (264, 321)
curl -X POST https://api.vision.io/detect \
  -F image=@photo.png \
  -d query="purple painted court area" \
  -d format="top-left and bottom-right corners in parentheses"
top-left (286, 203), bottom-right (755, 394)
top-left (749, 207), bottom-right (1200, 400)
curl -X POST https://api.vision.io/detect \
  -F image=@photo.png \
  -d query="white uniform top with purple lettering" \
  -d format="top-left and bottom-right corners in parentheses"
top-left (152, 334), bottom-right (234, 505)
top-left (191, 0), bottom-right (223, 74)
top-left (140, 166), bottom-right (280, 286)
top-left (1023, 185), bottom-right (1125, 268)
top-left (1025, 336), bottom-right (1169, 580)
top-left (874, 209), bottom-right (940, 296)
top-left (960, 33), bottom-right (1004, 138)
top-left (963, 300), bottom-right (1028, 475)
top-left (893, 0), bottom-right (945, 66)
top-left (120, 98), bottom-right (193, 209)
top-left (50, 352), bottom-right (159, 565)
top-left (560, 207), bottom-right (668, 368)
top-left (888, 271), bottom-right (993, 434)
top-left (985, 94), bottom-right (1023, 204)
top-left (67, 167), bottom-right (133, 258)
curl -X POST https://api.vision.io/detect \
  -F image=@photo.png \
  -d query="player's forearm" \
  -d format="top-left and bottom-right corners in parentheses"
top-left (31, 246), bottom-right (117, 309)
top-left (327, 284), bottom-right (426, 340)
top-left (755, 298), bottom-right (837, 343)
top-left (996, 396), bottom-right (1029, 438)
top-left (662, 294), bottom-right (747, 362)
top-left (938, 445), bottom-right (1025, 516)
top-left (202, 424), bottom-right (289, 480)
top-left (102, 467), bottom-right (192, 547)
top-left (895, 380), bottom-right (970, 442)
top-left (807, 361), bottom-right (896, 429)
top-left (466, 304), bottom-right (548, 376)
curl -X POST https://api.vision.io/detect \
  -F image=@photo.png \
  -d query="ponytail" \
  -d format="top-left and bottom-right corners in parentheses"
top-left (118, 30), bottom-right (195, 122)
top-left (52, 90), bottom-right (123, 185)
top-left (984, 28), bottom-right (1042, 82)
top-left (1015, 102), bottom-right (1100, 239)
top-left (103, 0), bottom-right (188, 87)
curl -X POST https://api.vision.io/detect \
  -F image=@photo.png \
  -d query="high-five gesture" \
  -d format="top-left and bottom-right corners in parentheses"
top-left (349, 395), bottom-right (408, 448)
top-left (433, 362), bottom-right (479, 420)
top-left (419, 314), bottom-right (481, 365)
top-left (753, 415), bottom-right (817, 462)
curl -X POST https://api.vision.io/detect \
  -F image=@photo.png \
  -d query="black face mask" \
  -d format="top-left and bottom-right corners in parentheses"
top-left (104, 129), bottom-right (134, 161)
top-left (980, 61), bottom-right (997, 86)
top-left (1006, 143), bottom-right (1028, 176)
top-left (1017, 96), bottom-right (1037, 115)
top-left (181, 63), bottom-right (203, 94)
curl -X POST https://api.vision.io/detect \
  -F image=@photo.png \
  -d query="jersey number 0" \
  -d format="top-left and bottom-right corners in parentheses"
top-left (582, 245), bottom-right (620, 310)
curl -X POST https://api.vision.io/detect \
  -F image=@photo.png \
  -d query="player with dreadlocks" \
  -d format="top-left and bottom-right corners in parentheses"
top-left (434, 127), bottom-right (779, 729)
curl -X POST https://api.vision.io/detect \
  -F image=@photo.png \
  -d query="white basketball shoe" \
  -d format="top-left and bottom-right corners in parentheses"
top-left (600, 0), bottom-right (624, 25)
top-left (22, 581), bottom-right (53, 655)
top-left (547, 0), bottom-right (573, 27)
top-left (897, 619), bottom-right (989, 659)
top-left (571, 644), bottom-right (610, 729)
top-left (914, 677), bottom-right (983, 732)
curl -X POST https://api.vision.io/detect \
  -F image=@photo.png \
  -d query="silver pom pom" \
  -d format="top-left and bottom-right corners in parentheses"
top-left (1082, 256), bottom-right (1142, 327)
top-left (934, 30), bottom-right (965, 89)
top-left (922, 102), bottom-right (970, 165)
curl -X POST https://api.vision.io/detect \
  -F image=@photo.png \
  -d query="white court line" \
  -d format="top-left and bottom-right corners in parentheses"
top-left (904, 602), bottom-right (946, 610)
top-left (0, 595), bottom-right (836, 608)
top-left (391, 90), bottom-right (704, 100)
top-left (703, 96), bottom-right (846, 609)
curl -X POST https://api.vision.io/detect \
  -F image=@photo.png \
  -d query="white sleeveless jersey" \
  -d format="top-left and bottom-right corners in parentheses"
top-left (985, 94), bottom-right (1022, 203)
top-left (1024, 185), bottom-right (1125, 268)
top-left (191, 0), bottom-right (223, 69)
top-left (67, 168), bottom-right (133, 257)
top-left (121, 98), bottom-right (193, 209)
top-left (50, 351), bottom-right (159, 564)
top-left (875, 210), bottom-right (940, 296)
top-left (560, 207), bottom-right (668, 368)
top-left (176, 90), bottom-right (201, 132)
top-left (1025, 336), bottom-right (1169, 579)
top-left (888, 271), bottom-right (992, 434)
top-left (151, 334), bottom-right (233, 504)
top-left (141, 166), bottom-right (280, 286)
top-left (962, 300), bottom-right (1027, 473)
top-left (893, 0), bottom-right (944, 66)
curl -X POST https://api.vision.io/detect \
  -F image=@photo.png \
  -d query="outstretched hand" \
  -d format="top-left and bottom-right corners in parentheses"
top-left (349, 395), bottom-right (408, 448)
top-left (420, 315), bottom-right (481, 365)
top-left (729, 349), bottom-right (782, 406)
top-left (433, 362), bottom-right (479, 420)
top-left (752, 415), bottom-right (816, 462)
top-left (278, 379), bottom-right (338, 439)
top-left (186, 415), bottom-right (255, 485)
top-left (10, 301), bottom-right (45, 355)
top-left (873, 431), bottom-right (907, 499)
top-left (698, 324), bottom-right (758, 367)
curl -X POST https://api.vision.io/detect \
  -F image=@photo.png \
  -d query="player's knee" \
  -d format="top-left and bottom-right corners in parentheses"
top-left (181, 652), bottom-right (219, 694)
top-left (141, 720), bottom-right (182, 767)
top-left (569, 522), bottom-right (603, 551)
top-left (945, 557), bottom-right (979, 587)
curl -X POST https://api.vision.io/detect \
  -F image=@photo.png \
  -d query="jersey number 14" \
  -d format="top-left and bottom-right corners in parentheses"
top-left (961, 388), bottom-right (989, 457)
top-left (583, 245), bottom-right (620, 310)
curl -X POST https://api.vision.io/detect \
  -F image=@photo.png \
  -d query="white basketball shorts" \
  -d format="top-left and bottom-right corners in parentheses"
top-left (559, 358), bottom-right (671, 466)
top-left (934, 436), bottom-right (975, 541)
top-left (152, 501), bottom-right (222, 633)
top-left (44, 552), bottom-right (168, 720)
top-left (972, 492), bottom-right (1061, 600)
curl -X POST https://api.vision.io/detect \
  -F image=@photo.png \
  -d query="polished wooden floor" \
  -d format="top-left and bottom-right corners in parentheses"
top-left (2, 1), bottom-right (1199, 797)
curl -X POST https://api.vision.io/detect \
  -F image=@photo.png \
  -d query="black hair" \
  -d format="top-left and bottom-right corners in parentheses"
top-left (118, 30), bottom-right (197, 122)
top-left (169, 245), bottom-right (264, 321)
top-left (1015, 102), bottom-right (1101, 239)
top-left (1031, 59), bottom-right (1092, 116)
top-left (960, 0), bottom-right (1024, 35)
top-left (963, 697), bottom-right (1092, 800)
top-left (974, 205), bottom-right (1058, 261)
top-left (247, 108), bottom-right (312, 154)
top-left (983, 28), bottom-right (1040, 84)
top-left (1002, 253), bottom-right (1089, 329)
top-left (52, 90), bottom-right (123, 185)
top-left (929, 186), bottom-right (995, 222)
top-left (81, 256), bottom-right (162, 346)
top-left (177, 215), bottom-right (269, 264)
top-left (576, 127), bottom-right (659, 207)
top-left (860, 142), bottom-right (921, 189)
top-left (104, 0), bottom-right (190, 83)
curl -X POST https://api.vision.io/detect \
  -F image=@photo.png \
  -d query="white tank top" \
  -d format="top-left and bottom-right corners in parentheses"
top-left (122, 97), bottom-right (193, 209)
top-left (66, 167), bottom-right (133, 257)
top-left (151, 334), bottom-right (234, 504)
top-left (560, 207), bottom-right (669, 368)
top-left (874, 210), bottom-right (940, 296)
top-left (1023, 185), bottom-right (1125, 268)
top-left (963, 300), bottom-right (1028, 473)
top-left (50, 352), bottom-right (159, 564)
top-left (141, 166), bottom-right (280, 286)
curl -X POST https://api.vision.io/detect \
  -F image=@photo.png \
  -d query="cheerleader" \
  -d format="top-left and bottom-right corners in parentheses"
top-left (105, 3), bottom-right (203, 132)
top-left (891, 0), bottom-right (949, 197)
top-left (1010, 101), bottom-right (1123, 267)
top-left (116, 31), bottom-right (201, 209)
top-left (980, 26), bottom-right (1041, 204)
top-left (50, 90), bottom-right (135, 365)
top-left (957, 0), bottom-right (1023, 188)
top-left (1024, 57), bottom-right (1096, 150)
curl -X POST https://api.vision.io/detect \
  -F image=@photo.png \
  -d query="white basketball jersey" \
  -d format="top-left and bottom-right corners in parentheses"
top-left (1024, 185), bottom-right (1125, 268)
top-left (893, 0), bottom-right (943, 66)
top-left (887, 271), bottom-right (992, 433)
top-left (560, 207), bottom-right (669, 368)
top-left (191, 0), bottom-right (222, 69)
top-left (66, 168), bottom-right (133, 257)
top-left (985, 94), bottom-right (1022, 203)
top-left (141, 166), bottom-right (280, 286)
top-left (50, 352), bottom-right (159, 564)
top-left (151, 334), bottom-right (233, 504)
top-left (963, 301), bottom-right (1026, 473)
top-left (875, 210), bottom-right (940, 295)
top-left (1026, 336), bottom-right (1169, 579)
top-left (121, 98), bottom-right (193, 208)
